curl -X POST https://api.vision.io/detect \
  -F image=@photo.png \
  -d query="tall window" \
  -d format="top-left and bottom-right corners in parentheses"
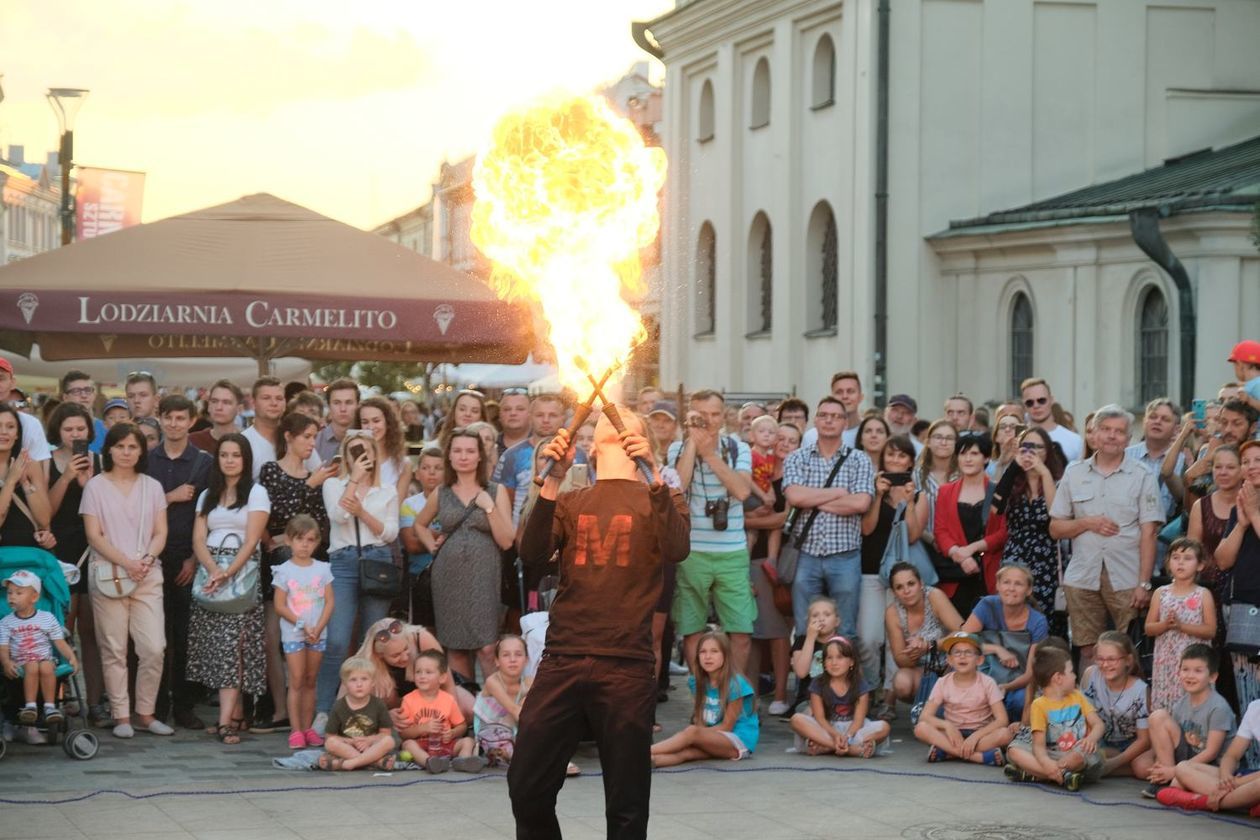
top-left (1138, 286), bottom-right (1169, 404)
top-left (750, 58), bottom-right (771, 128)
top-left (805, 201), bottom-right (838, 332)
top-left (811, 34), bottom-right (836, 108)
top-left (747, 212), bottom-right (772, 333)
top-left (696, 222), bottom-right (716, 335)
top-left (698, 79), bottom-right (715, 142)
top-left (1009, 293), bottom-right (1034, 398)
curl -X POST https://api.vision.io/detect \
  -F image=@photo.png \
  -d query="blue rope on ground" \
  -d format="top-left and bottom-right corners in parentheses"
top-left (2, 762), bottom-right (1258, 830)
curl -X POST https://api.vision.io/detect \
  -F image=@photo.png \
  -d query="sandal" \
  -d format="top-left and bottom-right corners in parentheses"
top-left (317, 753), bottom-right (344, 771)
top-left (215, 725), bottom-right (241, 745)
top-left (374, 754), bottom-right (397, 771)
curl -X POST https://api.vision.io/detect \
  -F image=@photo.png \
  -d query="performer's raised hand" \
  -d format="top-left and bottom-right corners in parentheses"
top-left (541, 428), bottom-right (576, 479)
top-left (619, 430), bottom-right (652, 464)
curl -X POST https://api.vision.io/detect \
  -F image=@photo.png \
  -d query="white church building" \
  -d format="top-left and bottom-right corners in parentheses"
top-left (635, 0), bottom-right (1260, 416)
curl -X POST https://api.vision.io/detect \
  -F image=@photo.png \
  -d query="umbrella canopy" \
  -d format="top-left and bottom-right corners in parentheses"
top-left (0, 193), bottom-right (534, 370)
top-left (4, 347), bottom-right (312, 391)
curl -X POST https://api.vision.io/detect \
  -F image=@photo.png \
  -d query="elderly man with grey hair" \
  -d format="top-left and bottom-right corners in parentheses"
top-left (1050, 404), bottom-right (1164, 670)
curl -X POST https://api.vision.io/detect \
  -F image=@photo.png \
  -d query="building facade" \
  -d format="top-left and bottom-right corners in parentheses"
top-left (0, 146), bottom-right (61, 265)
top-left (640, 0), bottom-right (1260, 413)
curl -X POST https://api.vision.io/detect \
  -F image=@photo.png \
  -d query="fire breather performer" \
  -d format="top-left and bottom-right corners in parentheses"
top-left (509, 410), bottom-right (689, 839)
top-left (469, 92), bottom-right (673, 838)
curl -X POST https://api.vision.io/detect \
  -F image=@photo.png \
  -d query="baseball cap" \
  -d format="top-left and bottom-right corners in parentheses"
top-left (103, 398), bottom-right (130, 413)
top-left (0, 358), bottom-right (12, 376)
top-left (938, 631), bottom-right (982, 655)
top-left (1228, 340), bottom-right (1260, 365)
top-left (3, 569), bottom-right (41, 594)
top-left (888, 394), bottom-right (918, 413)
top-left (648, 400), bottom-right (678, 420)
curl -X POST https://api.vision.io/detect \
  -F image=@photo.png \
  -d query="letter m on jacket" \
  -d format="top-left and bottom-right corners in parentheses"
top-left (574, 514), bottom-right (632, 567)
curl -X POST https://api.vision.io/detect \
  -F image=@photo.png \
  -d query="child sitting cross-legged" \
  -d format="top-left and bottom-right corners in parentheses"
top-left (789, 635), bottom-right (889, 758)
top-left (397, 649), bottom-right (485, 774)
top-left (1157, 696), bottom-right (1260, 814)
top-left (1005, 646), bottom-right (1105, 791)
top-left (1134, 643), bottom-right (1235, 799)
top-left (1080, 630), bottom-right (1150, 777)
top-left (913, 631), bottom-right (1011, 765)
top-left (318, 657), bottom-right (396, 771)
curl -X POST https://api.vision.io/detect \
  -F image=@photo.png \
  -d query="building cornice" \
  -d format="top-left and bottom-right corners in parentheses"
top-left (647, 0), bottom-right (835, 63)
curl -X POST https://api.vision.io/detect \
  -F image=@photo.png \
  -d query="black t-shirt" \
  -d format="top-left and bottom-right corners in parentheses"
top-left (750, 478), bottom-right (787, 560)
top-left (521, 479), bottom-right (690, 661)
top-left (860, 497), bottom-right (896, 575)
top-left (1229, 512), bottom-right (1260, 607)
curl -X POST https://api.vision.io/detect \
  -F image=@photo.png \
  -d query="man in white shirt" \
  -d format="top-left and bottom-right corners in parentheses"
top-left (1124, 397), bottom-right (1185, 520)
top-left (802, 371), bottom-right (865, 449)
top-left (1021, 377), bottom-right (1083, 462)
top-left (0, 360), bottom-right (51, 473)
top-left (242, 377), bottom-right (287, 479)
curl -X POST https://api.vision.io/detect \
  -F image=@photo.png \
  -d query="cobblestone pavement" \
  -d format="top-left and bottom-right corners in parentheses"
top-left (1, 686), bottom-right (1257, 840)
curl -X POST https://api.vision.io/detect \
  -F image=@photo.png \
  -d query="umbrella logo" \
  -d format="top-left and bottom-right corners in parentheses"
top-left (433, 304), bottom-right (455, 336)
top-left (16, 292), bottom-right (38, 325)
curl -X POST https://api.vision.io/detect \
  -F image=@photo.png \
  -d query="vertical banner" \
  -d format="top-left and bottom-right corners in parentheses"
top-left (75, 167), bottom-right (146, 241)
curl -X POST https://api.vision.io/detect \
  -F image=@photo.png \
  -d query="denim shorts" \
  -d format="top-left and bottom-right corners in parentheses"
top-left (282, 639), bottom-right (327, 654)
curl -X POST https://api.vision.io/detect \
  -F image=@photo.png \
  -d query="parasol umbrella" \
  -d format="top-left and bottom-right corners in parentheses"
top-left (0, 193), bottom-right (534, 375)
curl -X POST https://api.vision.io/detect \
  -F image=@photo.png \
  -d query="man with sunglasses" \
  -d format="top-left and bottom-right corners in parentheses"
top-left (1020, 377), bottom-right (1083, 462)
top-left (511, 408), bottom-right (689, 840)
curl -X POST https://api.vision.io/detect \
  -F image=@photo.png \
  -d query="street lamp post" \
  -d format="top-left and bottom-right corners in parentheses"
top-left (46, 87), bottom-right (89, 246)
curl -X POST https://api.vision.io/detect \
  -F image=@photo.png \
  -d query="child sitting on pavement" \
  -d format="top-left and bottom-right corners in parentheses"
top-left (1158, 697), bottom-right (1260, 814)
top-left (790, 635), bottom-right (889, 758)
top-left (398, 649), bottom-right (484, 774)
top-left (1005, 646), bottom-right (1105, 790)
top-left (319, 657), bottom-right (396, 771)
top-left (790, 596), bottom-right (841, 712)
top-left (913, 631), bottom-right (1011, 765)
top-left (1135, 643), bottom-right (1235, 799)
top-left (1080, 630), bottom-right (1150, 777)
top-left (0, 570), bottom-right (78, 725)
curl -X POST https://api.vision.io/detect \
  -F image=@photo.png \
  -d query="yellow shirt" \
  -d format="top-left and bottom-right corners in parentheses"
top-left (1030, 689), bottom-right (1095, 752)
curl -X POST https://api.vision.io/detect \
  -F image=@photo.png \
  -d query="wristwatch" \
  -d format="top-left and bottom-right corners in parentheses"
top-left (1139, 580), bottom-right (1153, 591)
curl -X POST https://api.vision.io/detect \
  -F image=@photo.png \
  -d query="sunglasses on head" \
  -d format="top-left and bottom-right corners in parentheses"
top-left (1024, 396), bottom-right (1049, 407)
top-left (501, 387), bottom-right (529, 396)
top-left (373, 619), bottom-right (403, 646)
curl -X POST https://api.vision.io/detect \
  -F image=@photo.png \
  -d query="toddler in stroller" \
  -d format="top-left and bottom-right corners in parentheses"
top-left (1, 569), bottom-right (79, 723)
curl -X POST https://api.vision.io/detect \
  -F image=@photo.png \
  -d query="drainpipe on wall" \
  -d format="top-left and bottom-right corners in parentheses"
top-left (873, 0), bottom-right (890, 407)
top-left (1129, 207), bottom-right (1196, 408)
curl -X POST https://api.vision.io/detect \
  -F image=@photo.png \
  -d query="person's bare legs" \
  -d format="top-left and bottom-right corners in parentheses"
top-left (476, 643), bottom-right (497, 681)
top-left (769, 637), bottom-right (790, 704)
top-left (729, 633), bottom-right (752, 679)
top-left (263, 604), bottom-right (288, 722)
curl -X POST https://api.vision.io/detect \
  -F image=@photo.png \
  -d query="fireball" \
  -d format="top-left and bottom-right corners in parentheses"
top-left (471, 94), bottom-right (667, 393)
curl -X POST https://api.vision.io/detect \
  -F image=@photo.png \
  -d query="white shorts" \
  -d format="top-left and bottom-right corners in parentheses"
top-left (714, 729), bottom-right (752, 760)
top-left (794, 717), bottom-right (886, 752)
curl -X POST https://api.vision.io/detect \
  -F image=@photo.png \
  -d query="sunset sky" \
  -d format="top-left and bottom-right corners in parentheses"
top-left (0, 0), bottom-right (671, 229)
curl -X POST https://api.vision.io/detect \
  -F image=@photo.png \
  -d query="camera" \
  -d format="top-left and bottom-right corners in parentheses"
top-left (686, 414), bottom-right (708, 430)
top-left (705, 498), bottom-right (730, 531)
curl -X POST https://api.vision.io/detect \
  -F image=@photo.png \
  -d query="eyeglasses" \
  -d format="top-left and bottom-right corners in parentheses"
top-left (997, 421), bottom-right (1022, 430)
top-left (65, 386), bottom-right (96, 397)
top-left (1024, 396), bottom-right (1049, 407)
top-left (373, 619), bottom-right (403, 646)
top-left (930, 434), bottom-right (957, 443)
top-left (1094, 656), bottom-right (1124, 664)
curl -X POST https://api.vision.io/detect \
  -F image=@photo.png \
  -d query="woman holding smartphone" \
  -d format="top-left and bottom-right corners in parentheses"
top-left (45, 402), bottom-right (109, 726)
top-left (314, 431), bottom-right (400, 731)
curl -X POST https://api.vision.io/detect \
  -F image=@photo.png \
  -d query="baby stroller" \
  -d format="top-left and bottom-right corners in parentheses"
top-left (0, 546), bottom-right (99, 760)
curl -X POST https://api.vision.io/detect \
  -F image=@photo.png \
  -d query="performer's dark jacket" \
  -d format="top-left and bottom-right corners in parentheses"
top-left (520, 478), bottom-right (690, 660)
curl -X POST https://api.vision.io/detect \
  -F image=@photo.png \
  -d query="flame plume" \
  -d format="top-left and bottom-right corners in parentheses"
top-left (471, 94), bottom-right (667, 393)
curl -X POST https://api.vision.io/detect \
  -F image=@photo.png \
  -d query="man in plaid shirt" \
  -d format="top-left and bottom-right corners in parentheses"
top-left (782, 396), bottom-right (875, 637)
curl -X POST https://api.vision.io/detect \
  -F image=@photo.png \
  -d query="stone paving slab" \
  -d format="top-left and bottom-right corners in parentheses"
top-left (2, 689), bottom-right (1259, 839)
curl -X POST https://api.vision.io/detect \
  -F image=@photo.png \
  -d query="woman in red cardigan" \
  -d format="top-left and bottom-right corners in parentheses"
top-left (934, 433), bottom-right (1006, 615)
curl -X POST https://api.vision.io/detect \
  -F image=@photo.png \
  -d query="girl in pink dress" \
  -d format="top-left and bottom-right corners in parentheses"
top-left (1145, 538), bottom-right (1216, 711)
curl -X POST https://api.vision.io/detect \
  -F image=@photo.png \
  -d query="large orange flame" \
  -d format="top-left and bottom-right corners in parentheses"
top-left (471, 94), bottom-right (666, 393)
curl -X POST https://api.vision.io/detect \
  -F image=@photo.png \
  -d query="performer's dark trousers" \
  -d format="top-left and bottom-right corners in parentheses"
top-left (509, 653), bottom-right (656, 840)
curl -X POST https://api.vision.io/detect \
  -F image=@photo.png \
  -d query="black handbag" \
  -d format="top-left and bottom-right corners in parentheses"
top-left (356, 517), bottom-right (403, 599)
top-left (1225, 573), bottom-right (1260, 656)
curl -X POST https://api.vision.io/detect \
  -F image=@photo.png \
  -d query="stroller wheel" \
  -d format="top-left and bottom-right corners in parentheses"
top-left (63, 730), bottom-right (98, 760)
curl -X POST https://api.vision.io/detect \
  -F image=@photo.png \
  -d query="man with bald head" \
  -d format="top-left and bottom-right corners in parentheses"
top-left (510, 408), bottom-right (690, 840)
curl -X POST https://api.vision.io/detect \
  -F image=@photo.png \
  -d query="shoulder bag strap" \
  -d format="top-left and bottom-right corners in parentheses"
top-left (787, 448), bottom-right (851, 549)
top-left (432, 493), bottom-right (481, 560)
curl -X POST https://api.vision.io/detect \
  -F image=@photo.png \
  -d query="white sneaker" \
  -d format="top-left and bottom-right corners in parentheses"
top-left (668, 661), bottom-right (689, 676)
top-left (144, 719), bottom-right (174, 736)
top-left (22, 725), bottom-right (47, 745)
top-left (113, 722), bottom-right (135, 738)
top-left (311, 712), bottom-right (328, 738)
top-left (767, 700), bottom-right (791, 716)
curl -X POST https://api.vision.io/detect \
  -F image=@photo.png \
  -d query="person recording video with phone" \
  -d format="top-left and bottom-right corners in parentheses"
top-left (667, 390), bottom-right (756, 677)
top-left (314, 431), bottom-right (399, 726)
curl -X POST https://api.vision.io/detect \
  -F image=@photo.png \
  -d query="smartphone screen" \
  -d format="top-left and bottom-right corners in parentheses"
top-left (1192, 399), bottom-right (1207, 429)
top-left (72, 439), bottom-right (90, 457)
top-left (886, 472), bottom-right (912, 486)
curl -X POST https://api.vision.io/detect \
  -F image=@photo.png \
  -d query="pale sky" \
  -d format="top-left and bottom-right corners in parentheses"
top-left (0, 0), bottom-right (672, 229)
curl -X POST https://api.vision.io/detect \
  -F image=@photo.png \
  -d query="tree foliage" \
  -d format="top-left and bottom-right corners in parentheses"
top-left (313, 361), bottom-right (429, 394)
